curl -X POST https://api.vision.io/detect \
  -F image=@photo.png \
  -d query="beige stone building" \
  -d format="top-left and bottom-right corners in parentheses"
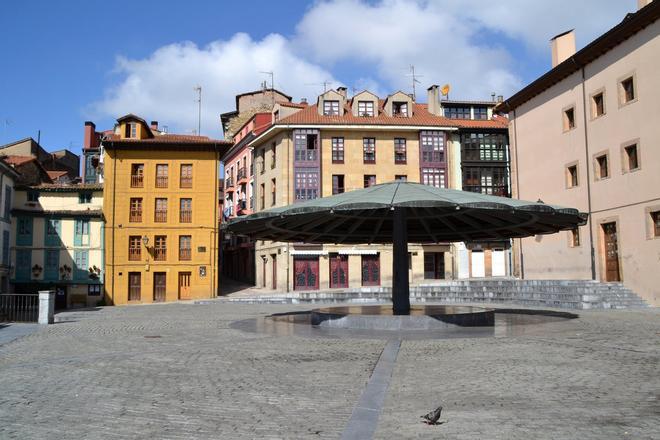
top-left (246, 86), bottom-right (510, 292)
top-left (498, 0), bottom-right (660, 305)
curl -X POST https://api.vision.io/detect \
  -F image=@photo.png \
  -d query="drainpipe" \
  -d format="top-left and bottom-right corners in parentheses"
top-left (577, 62), bottom-right (597, 280)
top-left (110, 143), bottom-right (117, 305)
top-left (286, 133), bottom-right (291, 292)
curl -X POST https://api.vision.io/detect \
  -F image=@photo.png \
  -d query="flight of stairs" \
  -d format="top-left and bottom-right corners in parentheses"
top-left (216, 279), bottom-right (649, 310)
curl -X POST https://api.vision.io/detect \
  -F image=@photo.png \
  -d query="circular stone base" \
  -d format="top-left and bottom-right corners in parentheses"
top-left (310, 305), bottom-right (494, 330)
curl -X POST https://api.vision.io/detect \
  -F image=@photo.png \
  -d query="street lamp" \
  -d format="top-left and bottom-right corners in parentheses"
top-left (142, 235), bottom-right (149, 247)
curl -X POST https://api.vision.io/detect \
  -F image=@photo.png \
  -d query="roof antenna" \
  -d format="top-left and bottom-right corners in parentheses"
top-left (304, 80), bottom-right (332, 93)
top-left (405, 65), bottom-right (423, 100)
top-left (260, 71), bottom-right (275, 107)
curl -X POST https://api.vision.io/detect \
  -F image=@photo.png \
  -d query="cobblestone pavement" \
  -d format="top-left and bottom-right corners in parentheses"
top-left (0, 303), bottom-right (658, 439)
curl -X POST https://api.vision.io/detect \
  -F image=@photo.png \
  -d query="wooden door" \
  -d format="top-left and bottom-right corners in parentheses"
top-left (128, 272), bottom-right (141, 301)
top-left (178, 272), bottom-right (192, 300)
top-left (361, 255), bottom-right (380, 286)
top-left (330, 254), bottom-right (349, 288)
top-left (424, 252), bottom-right (445, 279)
top-left (271, 254), bottom-right (277, 290)
top-left (153, 272), bottom-right (166, 302)
top-left (294, 256), bottom-right (319, 291)
top-left (602, 222), bottom-right (621, 282)
top-left (55, 286), bottom-right (67, 310)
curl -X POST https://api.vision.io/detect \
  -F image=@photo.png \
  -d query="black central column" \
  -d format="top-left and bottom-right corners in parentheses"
top-left (392, 207), bottom-right (410, 315)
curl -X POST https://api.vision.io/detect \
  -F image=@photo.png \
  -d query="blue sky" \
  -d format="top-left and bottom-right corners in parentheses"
top-left (0, 0), bottom-right (634, 154)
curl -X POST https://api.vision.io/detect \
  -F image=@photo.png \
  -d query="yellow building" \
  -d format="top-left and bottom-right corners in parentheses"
top-left (102, 115), bottom-right (230, 305)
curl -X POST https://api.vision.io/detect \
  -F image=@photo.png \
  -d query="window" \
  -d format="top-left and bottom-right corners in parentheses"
top-left (45, 218), bottom-right (60, 246)
top-left (180, 164), bottom-right (193, 188)
top-left (271, 143), bottom-right (276, 169)
top-left (294, 171), bottom-right (319, 201)
top-left (363, 138), bottom-right (376, 163)
top-left (128, 272), bottom-right (141, 301)
top-left (18, 217), bottom-right (31, 236)
top-left (392, 102), bottom-right (408, 116)
top-left (420, 131), bottom-right (444, 164)
top-left (88, 285), bottom-right (101, 296)
top-left (27, 191), bottom-right (39, 202)
top-left (463, 167), bottom-right (508, 196)
top-left (323, 100), bottom-right (340, 116)
top-left (394, 138), bottom-right (406, 164)
top-left (444, 106), bottom-right (470, 119)
top-left (131, 164), bottom-right (144, 187)
top-left (155, 198), bottom-right (167, 222)
top-left (179, 235), bottom-right (192, 260)
top-left (129, 198), bottom-right (142, 222)
top-left (567, 165), bottom-right (578, 188)
top-left (84, 155), bottom-right (97, 184)
top-left (179, 198), bottom-right (192, 223)
top-left (74, 250), bottom-right (89, 280)
top-left (260, 183), bottom-right (265, 209)
top-left (592, 92), bottom-right (605, 118)
top-left (271, 179), bottom-right (276, 206)
top-left (620, 76), bottom-right (635, 104)
top-left (2, 230), bottom-right (9, 266)
top-left (364, 175), bottom-right (376, 188)
top-left (358, 101), bottom-right (374, 117)
top-left (563, 107), bottom-right (575, 131)
top-left (473, 107), bottom-right (488, 120)
top-left (156, 164), bottom-right (168, 188)
top-left (570, 228), bottom-right (580, 247)
top-left (395, 175), bottom-right (407, 182)
top-left (332, 175), bottom-right (344, 195)
top-left (332, 137), bottom-right (344, 163)
top-left (294, 130), bottom-right (319, 163)
top-left (78, 192), bottom-right (92, 204)
top-left (624, 143), bottom-right (639, 172)
top-left (154, 236), bottom-right (167, 261)
top-left (361, 254), bottom-right (380, 286)
top-left (45, 250), bottom-right (59, 275)
top-left (651, 211), bottom-right (660, 238)
top-left (460, 132), bottom-right (507, 162)
top-left (422, 168), bottom-right (445, 188)
top-left (595, 154), bottom-right (609, 180)
top-left (125, 123), bottom-right (138, 139)
top-left (128, 236), bottom-right (141, 261)
top-left (260, 149), bottom-right (266, 173)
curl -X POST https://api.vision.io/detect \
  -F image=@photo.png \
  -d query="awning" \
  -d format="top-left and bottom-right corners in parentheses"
top-left (290, 250), bottom-right (328, 256)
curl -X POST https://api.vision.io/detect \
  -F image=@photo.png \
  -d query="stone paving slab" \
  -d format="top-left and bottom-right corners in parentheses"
top-left (0, 303), bottom-right (658, 439)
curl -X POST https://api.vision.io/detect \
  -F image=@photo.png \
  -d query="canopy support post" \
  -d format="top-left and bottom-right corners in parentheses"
top-left (392, 207), bottom-right (410, 315)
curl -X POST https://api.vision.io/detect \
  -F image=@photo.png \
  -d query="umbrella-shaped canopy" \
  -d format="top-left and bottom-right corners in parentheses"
top-left (224, 182), bottom-right (587, 315)
top-left (224, 181), bottom-right (587, 244)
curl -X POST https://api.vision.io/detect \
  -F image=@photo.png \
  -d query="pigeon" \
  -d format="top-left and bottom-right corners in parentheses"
top-left (421, 406), bottom-right (443, 425)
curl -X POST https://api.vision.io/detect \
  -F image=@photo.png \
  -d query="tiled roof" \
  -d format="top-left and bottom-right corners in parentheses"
top-left (275, 102), bottom-right (508, 129)
top-left (104, 133), bottom-right (231, 144)
top-left (2, 155), bottom-right (37, 166)
top-left (26, 183), bottom-right (103, 191)
top-left (47, 170), bottom-right (69, 180)
top-left (278, 102), bottom-right (308, 109)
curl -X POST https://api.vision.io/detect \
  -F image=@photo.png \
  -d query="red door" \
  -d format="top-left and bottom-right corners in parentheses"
top-left (330, 254), bottom-right (349, 288)
top-left (361, 255), bottom-right (380, 286)
top-left (294, 256), bottom-right (319, 291)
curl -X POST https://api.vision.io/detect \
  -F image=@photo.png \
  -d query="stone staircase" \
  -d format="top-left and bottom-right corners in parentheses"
top-left (216, 279), bottom-right (649, 310)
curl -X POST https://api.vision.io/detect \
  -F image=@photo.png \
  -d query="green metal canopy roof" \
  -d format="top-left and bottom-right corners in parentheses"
top-left (223, 181), bottom-right (588, 244)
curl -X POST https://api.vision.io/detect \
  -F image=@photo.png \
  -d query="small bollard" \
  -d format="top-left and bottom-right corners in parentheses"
top-left (38, 290), bottom-right (55, 324)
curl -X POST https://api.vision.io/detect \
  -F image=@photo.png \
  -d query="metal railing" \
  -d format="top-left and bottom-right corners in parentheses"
top-left (155, 176), bottom-right (168, 188)
top-left (225, 177), bottom-right (234, 188)
top-left (0, 294), bottom-right (39, 322)
top-left (237, 167), bottom-right (246, 180)
top-left (131, 174), bottom-right (144, 188)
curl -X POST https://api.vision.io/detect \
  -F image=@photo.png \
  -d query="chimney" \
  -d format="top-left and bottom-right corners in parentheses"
top-left (83, 121), bottom-right (98, 150)
top-left (427, 85), bottom-right (441, 115)
top-left (300, 98), bottom-right (308, 105)
top-left (638, 0), bottom-right (653, 9)
top-left (550, 29), bottom-right (576, 68)
top-left (337, 87), bottom-right (348, 98)
top-left (150, 121), bottom-right (159, 131)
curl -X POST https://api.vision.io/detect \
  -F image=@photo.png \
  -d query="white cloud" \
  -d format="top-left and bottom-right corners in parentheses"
top-left (92, 33), bottom-right (337, 138)
top-left (91, 0), bottom-right (634, 133)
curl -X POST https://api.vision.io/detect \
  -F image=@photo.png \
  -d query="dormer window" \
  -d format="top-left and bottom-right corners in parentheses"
top-left (358, 101), bottom-right (374, 117)
top-left (445, 106), bottom-right (471, 119)
top-left (323, 100), bottom-right (340, 116)
top-left (392, 102), bottom-right (408, 117)
top-left (125, 122), bottom-right (138, 138)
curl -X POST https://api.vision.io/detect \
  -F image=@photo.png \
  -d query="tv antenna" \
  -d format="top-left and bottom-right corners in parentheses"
top-left (260, 71), bottom-right (275, 107)
top-left (405, 65), bottom-right (423, 100)
top-left (305, 80), bottom-right (333, 93)
top-left (194, 85), bottom-right (202, 136)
